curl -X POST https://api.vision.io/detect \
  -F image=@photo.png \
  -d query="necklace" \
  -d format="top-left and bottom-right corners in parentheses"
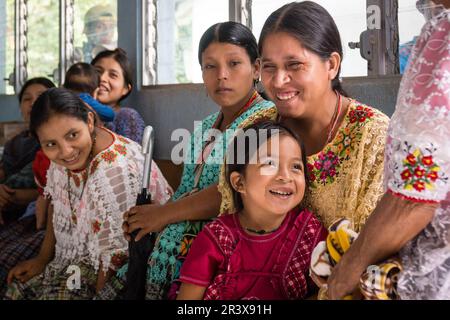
top-left (326, 91), bottom-right (342, 144)
top-left (67, 132), bottom-right (97, 222)
top-left (244, 225), bottom-right (281, 235)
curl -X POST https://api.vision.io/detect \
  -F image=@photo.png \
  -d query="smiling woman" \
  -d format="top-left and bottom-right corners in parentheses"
top-left (91, 48), bottom-right (146, 144)
top-left (4, 87), bottom-right (171, 300)
top-left (254, 1), bottom-right (390, 234)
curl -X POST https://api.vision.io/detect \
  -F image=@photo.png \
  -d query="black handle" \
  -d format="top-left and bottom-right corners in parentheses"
top-left (123, 189), bottom-right (155, 300)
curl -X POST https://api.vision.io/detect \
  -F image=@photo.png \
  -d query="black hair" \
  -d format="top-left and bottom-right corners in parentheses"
top-left (18, 77), bottom-right (56, 103)
top-left (226, 120), bottom-right (308, 212)
top-left (259, 1), bottom-right (347, 96)
top-left (29, 87), bottom-right (96, 140)
top-left (198, 21), bottom-right (259, 65)
top-left (64, 62), bottom-right (100, 95)
top-left (91, 47), bottom-right (133, 101)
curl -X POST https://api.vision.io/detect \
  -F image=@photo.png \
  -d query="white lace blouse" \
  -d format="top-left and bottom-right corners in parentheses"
top-left (45, 130), bottom-right (172, 273)
top-left (384, 10), bottom-right (450, 299)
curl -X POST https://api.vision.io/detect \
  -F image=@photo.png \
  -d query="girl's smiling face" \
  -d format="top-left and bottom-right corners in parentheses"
top-left (231, 134), bottom-right (306, 217)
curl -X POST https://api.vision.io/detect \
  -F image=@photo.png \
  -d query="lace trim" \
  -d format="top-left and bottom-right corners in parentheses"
top-left (387, 189), bottom-right (440, 204)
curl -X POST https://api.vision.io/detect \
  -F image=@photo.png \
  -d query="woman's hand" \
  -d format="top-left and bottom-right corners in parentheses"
top-left (7, 256), bottom-right (47, 285)
top-left (122, 203), bottom-right (172, 242)
top-left (0, 184), bottom-right (15, 211)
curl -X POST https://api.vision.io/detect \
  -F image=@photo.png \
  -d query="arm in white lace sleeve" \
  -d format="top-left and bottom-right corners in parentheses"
top-left (88, 163), bottom-right (141, 273)
top-left (385, 14), bottom-right (450, 203)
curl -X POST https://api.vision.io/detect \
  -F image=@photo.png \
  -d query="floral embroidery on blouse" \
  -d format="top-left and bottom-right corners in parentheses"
top-left (396, 142), bottom-right (447, 193)
top-left (114, 144), bottom-right (127, 156)
top-left (308, 103), bottom-right (376, 187)
top-left (101, 150), bottom-right (118, 164)
top-left (92, 219), bottom-right (102, 234)
top-left (308, 151), bottom-right (341, 185)
top-left (90, 159), bottom-right (100, 175)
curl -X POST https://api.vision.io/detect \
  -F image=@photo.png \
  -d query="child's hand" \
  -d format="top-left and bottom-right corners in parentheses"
top-left (122, 203), bottom-right (171, 242)
top-left (7, 257), bottom-right (47, 285)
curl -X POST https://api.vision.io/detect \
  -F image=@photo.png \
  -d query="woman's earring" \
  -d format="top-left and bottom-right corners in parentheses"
top-left (254, 79), bottom-right (263, 92)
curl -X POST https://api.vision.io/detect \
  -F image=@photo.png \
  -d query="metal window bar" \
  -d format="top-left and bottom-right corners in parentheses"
top-left (142, 0), bottom-right (157, 86)
top-left (229, 0), bottom-right (252, 29)
top-left (59, 0), bottom-right (74, 86)
top-left (13, 0), bottom-right (27, 93)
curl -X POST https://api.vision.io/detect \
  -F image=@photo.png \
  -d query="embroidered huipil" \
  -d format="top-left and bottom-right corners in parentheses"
top-left (305, 102), bottom-right (390, 231)
top-left (385, 11), bottom-right (450, 300)
top-left (45, 130), bottom-right (171, 273)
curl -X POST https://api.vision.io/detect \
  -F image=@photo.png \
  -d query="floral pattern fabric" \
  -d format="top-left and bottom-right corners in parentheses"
top-left (384, 10), bottom-right (450, 300)
top-left (305, 102), bottom-right (389, 231)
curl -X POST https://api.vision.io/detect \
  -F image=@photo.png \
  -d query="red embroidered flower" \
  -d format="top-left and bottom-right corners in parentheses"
top-left (427, 172), bottom-right (438, 181)
top-left (414, 167), bottom-right (425, 178)
top-left (329, 168), bottom-right (336, 177)
top-left (90, 159), bottom-right (100, 175)
top-left (307, 163), bottom-right (314, 172)
top-left (401, 169), bottom-right (413, 181)
top-left (422, 156), bottom-right (434, 167)
top-left (92, 220), bottom-right (102, 234)
top-left (114, 144), bottom-right (127, 156)
top-left (101, 150), bottom-right (118, 164)
top-left (359, 116), bottom-right (367, 123)
top-left (309, 173), bottom-right (316, 182)
top-left (406, 154), bottom-right (417, 166)
top-left (413, 181), bottom-right (426, 192)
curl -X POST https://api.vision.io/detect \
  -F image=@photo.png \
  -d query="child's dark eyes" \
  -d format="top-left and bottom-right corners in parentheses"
top-left (293, 163), bottom-right (303, 171)
top-left (68, 132), bottom-right (78, 140)
top-left (262, 159), bottom-right (277, 167)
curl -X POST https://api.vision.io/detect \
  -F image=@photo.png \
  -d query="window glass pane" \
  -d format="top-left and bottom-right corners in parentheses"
top-left (398, 0), bottom-right (429, 74)
top-left (27, 0), bottom-right (59, 81)
top-left (252, 0), bottom-right (368, 77)
top-left (73, 0), bottom-right (118, 64)
top-left (156, 0), bottom-right (229, 84)
top-left (0, 0), bottom-right (14, 94)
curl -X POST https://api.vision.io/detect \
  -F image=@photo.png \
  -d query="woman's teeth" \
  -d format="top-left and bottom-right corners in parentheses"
top-left (276, 92), bottom-right (298, 101)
